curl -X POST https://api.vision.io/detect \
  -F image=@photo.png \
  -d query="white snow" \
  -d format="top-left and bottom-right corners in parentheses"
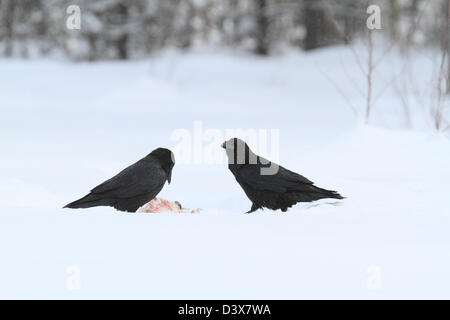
top-left (0, 47), bottom-right (449, 299)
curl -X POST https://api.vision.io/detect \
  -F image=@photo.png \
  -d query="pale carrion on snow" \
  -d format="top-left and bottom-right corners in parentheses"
top-left (138, 197), bottom-right (201, 214)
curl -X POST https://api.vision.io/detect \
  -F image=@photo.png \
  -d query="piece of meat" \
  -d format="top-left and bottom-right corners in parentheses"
top-left (138, 197), bottom-right (200, 214)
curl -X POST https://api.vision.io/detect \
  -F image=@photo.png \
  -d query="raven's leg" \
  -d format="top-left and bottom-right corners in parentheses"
top-left (245, 203), bottom-right (259, 214)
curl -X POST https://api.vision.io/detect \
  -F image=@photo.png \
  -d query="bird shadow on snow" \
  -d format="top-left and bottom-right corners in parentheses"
top-left (288, 199), bottom-right (345, 211)
top-left (226, 199), bottom-right (345, 215)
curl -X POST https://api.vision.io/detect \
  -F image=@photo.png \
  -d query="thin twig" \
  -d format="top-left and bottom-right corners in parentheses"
top-left (443, 121), bottom-right (450, 132)
top-left (435, 0), bottom-right (450, 130)
top-left (318, 66), bottom-right (358, 117)
top-left (339, 56), bottom-right (365, 98)
top-left (373, 65), bottom-right (406, 105)
top-left (330, 18), bottom-right (367, 76)
top-left (372, 41), bottom-right (395, 70)
top-left (392, 62), bottom-right (412, 127)
top-left (366, 30), bottom-right (373, 124)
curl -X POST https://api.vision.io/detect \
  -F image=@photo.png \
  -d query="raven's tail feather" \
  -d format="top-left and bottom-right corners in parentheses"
top-left (287, 185), bottom-right (344, 204)
top-left (64, 193), bottom-right (113, 209)
top-left (311, 186), bottom-right (345, 200)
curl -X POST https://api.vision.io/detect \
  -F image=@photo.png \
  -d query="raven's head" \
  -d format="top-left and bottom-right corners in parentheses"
top-left (221, 138), bottom-right (255, 165)
top-left (221, 137), bottom-right (247, 150)
top-left (150, 147), bottom-right (175, 183)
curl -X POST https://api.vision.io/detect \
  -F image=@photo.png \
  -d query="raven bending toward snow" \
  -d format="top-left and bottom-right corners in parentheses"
top-left (64, 148), bottom-right (175, 212)
top-left (221, 138), bottom-right (343, 213)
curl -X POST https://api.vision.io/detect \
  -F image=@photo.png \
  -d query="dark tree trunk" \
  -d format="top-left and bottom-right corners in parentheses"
top-left (117, 35), bottom-right (128, 60)
top-left (87, 33), bottom-right (97, 61)
top-left (255, 0), bottom-right (269, 55)
top-left (116, 3), bottom-right (128, 60)
top-left (303, 0), bottom-right (330, 51)
top-left (390, 0), bottom-right (399, 41)
top-left (445, 0), bottom-right (450, 94)
top-left (177, 0), bottom-right (195, 49)
top-left (2, 0), bottom-right (14, 56)
top-left (343, 2), bottom-right (358, 41)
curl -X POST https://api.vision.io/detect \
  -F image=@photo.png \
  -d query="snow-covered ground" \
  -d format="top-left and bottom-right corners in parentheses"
top-left (1, 47), bottom-right (449, 299)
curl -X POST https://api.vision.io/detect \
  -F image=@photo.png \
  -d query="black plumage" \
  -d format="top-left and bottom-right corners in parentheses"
top-left (221, 138), bottom-right (343, 213)
top-left (64, 148), bottom-right (175, 212)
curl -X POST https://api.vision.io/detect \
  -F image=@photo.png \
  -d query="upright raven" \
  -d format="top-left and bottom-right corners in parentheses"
top-left (221, 138), bottom-right (343, 213)
top-left (64, 148), bottom-right (175, 212)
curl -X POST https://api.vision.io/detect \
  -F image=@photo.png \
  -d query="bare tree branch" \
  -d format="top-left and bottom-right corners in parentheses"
top-left (318, 66), bottom-right (358, 117)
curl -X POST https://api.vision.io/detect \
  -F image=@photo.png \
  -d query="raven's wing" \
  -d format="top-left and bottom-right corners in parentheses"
top-left (238, 158), bottom-right (313, 192)
top-left (91, 157), bottom-right (167, 198)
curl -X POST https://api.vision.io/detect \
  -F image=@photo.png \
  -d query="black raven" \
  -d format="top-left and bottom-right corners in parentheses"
top-left (64, 148), bottom-right (175, 212)
top-left (221, 138), bottom-right (343, 213)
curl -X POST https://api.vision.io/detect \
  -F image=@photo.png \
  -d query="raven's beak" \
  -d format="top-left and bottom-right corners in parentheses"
top-left (221, 142), bottom-right (226, 149)
top-left (167, 171), bottom-right (172, 184)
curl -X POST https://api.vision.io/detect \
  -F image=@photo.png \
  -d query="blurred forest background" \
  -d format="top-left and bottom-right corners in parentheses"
top-left (0, 0), bottom-right (448, 60)
top-left (1, 0), bottom-right (450, 129)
